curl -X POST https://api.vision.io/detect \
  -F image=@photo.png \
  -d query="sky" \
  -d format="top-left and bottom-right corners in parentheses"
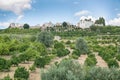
top-left (0, 0), bottom-right (120, 29)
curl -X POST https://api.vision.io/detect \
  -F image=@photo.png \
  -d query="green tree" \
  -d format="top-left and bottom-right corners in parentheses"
top-left (62, 22), bottom-right (68, 27)
top-left (23, 24), bottom-right (30, 29)
top-left (37, 31), bottom-right (54, 47)
top-left (95, 17), bottom-right (105, 26)
top-left (75, 37), bottom-right (89, 54)
top-left (14, 67), bottom-right (29, 80)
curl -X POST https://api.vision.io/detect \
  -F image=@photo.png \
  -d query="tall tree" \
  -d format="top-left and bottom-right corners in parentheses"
top-left (95, 17), bottom-right (105, 26)
top-left (23, 24), bottom-right (30, 29)
top-left (62, 22), bottom-right (68, 27)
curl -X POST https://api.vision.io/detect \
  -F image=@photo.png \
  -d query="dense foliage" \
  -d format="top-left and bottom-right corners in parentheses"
top-left (14, 67), bottom-right (29, 80)
top-left (76, 37), bottom-right (89, 54)
top-left (37, 31), bottom-right (54, 47)
top-left (41, 59), bottom-right (120, 80)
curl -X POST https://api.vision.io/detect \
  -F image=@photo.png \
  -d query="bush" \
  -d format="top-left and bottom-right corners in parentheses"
top-left (29, 65), bottom-right (36, 72)
top-left (34, 56), bottom-right (52, 68)
top-left (41, 59), bottom-right (85, 80)
top-left (116, 54), bottom-right (120, 61)
top-left (0, 58), bottom-right (11, 71)
top-left (37, 31), bottom-right (54, 47)
top-left (72, 49), bottom-right (80, 56)
top-left (54, 42), bottom-right (65, 49)
top-left (75, 37), bottom-right (89, 54)
top-left (0, 43), bottom-right (9, 55)
top-left (31, 42), bottom-right (47, 56)
top-left (9, 39), bottom-right (20, 52)
top-left (107, 59), bottom-right (119, 68)
top-left (85, 54), bottom-right (97, 66)
top-left (66, 40), bottom-right (71, 44)
top-left (19, 43), bottom-right (29, 52)
top-left (14, 67), bottom-right (29, 80)
top-left (10, 55), bottom-right (20, 66)
top-left (41, 59), bottom-right (120, 80)
top-left (56, 48), bottom-right (70, 57)
top-left (69, 54), bottom-right (79, 59)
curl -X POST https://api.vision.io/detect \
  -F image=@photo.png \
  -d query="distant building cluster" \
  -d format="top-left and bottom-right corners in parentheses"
top-left (9, 18), bottom-right (104, 29)
top-left (9, 23), bottom-right (24, 28)
top-left (77, 19), bottom-right (94, 29)
top-left (77, 18), bottom-right (104, 29)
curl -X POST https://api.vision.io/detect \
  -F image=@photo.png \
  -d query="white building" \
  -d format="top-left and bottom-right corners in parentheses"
top-left (9, 23), bottom-right (23, 28)
top-left (42, 22), bottom-right (54, 28)
top-left (77, 19), bottom-right (94, 29)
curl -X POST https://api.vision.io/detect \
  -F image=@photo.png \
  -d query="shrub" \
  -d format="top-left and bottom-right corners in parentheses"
top-left (116, 54), bottom-right (120, 61)
top-left (54, 42), bottom-right (65, 49)
top-left (10, 55), bottom-right (20, 66)
top-left (41, 59), bottom-right (85, 80)
top-left (56, 48), bottom-right (70, 57)
top-left (41, 59), bottom-right (120, 80)
top-left (0, 58), bottom-right (11, 71)
top-left (66, 40), bottom-right (71, 44)
top-left (75, 37), bottom-right (89, 54)
top-left (37, 31), bottom-right (54, 47)
top-left (0, 43), bottom-right (9, 55)
top-left (19, 43), bottom-right (29, 52)
top-left (72, 49), bottom-right (80, 56)
top-left (85, 54), bottom-right (97, 66)
top-left (29, 65), bottom-right (36, 72)
top-left (31, 42), bottom-right (47, 56)
top-left (34, 56), bottom-right (52, 68)
top-left (9, 39), bottom-right (20, 52)
top-left (14, 67), bottom-right (29, 80)
top-left (69, 54), bottom-right (79, 59)
top-left (107, 59), bottom-right (119, 68)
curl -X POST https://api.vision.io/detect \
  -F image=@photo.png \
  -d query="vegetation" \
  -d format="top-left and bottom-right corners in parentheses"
top-left (37, 31), bottom-right (54, 47)
top-left (41, 59), bottom-right (120, 80)
top-left (75, 37), bottom-right (89, 54)
top-left (23, 24), bottom-right (30, 29)
top-left (14, 67), bottom-right (29, 80)
top-left (0, 24), bottom-right (120, 79)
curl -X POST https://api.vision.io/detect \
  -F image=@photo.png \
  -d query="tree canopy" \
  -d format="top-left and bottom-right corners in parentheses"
top-left (23, 24), bottom-right (30, 29)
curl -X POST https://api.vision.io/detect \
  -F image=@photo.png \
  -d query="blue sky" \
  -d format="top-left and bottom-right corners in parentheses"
top-left (0, 0), bottom-right (120, 28)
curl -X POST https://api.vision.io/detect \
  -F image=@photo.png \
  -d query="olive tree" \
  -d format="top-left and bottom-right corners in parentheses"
top-left (37, 31), bottom-right (54, 47)
top-left (75, 37), bottom-right (89, 54)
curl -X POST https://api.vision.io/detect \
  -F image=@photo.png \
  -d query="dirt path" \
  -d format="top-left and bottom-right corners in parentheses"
top-left (77, 55), bottom-right (87, 65)
top-left (45, 55), bottom-right (69, 69)
top-left (117, 61), bottom-right (120, 67)
top-left (94, 53), bottom-right (108, 67)
top-left (29, 68), bottom-right (41, 80)
top-left (0, 61), bottom-right (41, 80)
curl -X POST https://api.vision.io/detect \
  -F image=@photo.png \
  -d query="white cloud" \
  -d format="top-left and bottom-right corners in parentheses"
top-left (0, 22), bottom-right (10, 29)
top-left (80, 16), bottom-right (97, 22)
top-left (108, 17), bottom-right (120, 26)
top-left (117, 13), bottom-right (120, 17)
top-left (74, 10), bottom-right (90, 16)
top-left (0, 0), bottom-right (32, 15)
top-left (16, 15), bottom-right (24, 21)
top-left (73, 1), bottom-right (79, 4)
top-left (115, 8), bottom-right (119, 11)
